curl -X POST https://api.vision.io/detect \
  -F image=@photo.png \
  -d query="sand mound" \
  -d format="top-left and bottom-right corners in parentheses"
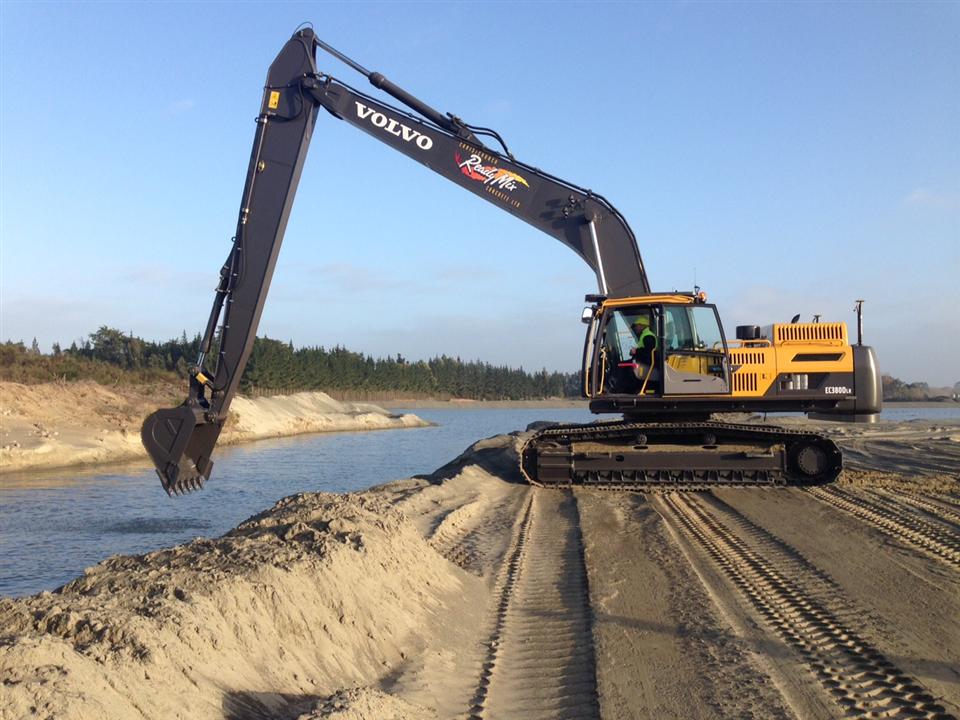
top-left (0, 491), bottom-right (468, 720)
top-left (226, 393), bottom-right (426, 441)
top-left (0, 381), bottom-right (427, 473)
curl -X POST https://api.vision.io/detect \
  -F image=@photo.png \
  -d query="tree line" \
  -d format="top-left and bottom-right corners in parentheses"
top-left (1, 327), bottom-right (581, 400)
top-left (881, 374), bottom-right (959, 402)
top-left (10, 328), bottom-right (951, 402)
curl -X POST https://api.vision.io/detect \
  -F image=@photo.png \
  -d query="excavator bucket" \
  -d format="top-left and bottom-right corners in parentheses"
top-left (141, 404), bottom-right (220, 495)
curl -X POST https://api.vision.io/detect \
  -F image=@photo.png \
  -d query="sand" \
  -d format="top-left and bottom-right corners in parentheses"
top-left (1, 419), bottom-right (958, 719)
top-left (0, 381), bottom-right (428, 474)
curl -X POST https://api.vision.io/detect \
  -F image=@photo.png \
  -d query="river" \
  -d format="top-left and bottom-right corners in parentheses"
top-left (1, 405), bottom-right (957, 597)
top-left (0, 408), bottom-right (595, 597)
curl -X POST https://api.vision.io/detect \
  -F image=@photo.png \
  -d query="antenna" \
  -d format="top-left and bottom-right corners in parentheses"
top-left (853, 299), bottom-right (865, 346)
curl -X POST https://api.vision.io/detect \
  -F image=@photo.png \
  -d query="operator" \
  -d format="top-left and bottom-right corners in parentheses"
top-left (630, 314), bottom-right (657, 363)
top-left (628, 312), bottom-right (658, 393)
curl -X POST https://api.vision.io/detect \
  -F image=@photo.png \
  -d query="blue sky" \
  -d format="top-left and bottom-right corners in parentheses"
top-left (1, 2), bottom-right (957, 385)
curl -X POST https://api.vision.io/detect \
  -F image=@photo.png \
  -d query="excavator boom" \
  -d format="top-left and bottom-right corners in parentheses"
top-left (141, 28), bottom-right (648, 494)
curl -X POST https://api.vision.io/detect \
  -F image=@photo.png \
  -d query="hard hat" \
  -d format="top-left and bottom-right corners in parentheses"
top-left (632, 315), bottom-right (650, 327)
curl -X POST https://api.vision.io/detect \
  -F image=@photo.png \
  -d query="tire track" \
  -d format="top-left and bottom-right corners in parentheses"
top-left (809, 487), bottom-right (960, 568)
top-left (470, 490), bottom-right (600, 720)
top-left (657, 492), bottom-right (953, 719)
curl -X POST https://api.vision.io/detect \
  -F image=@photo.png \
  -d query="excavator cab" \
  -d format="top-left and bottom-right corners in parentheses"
top-left (584, 294), bottom-right (731, 400)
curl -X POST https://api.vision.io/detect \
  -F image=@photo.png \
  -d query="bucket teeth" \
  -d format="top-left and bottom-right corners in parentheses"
top-left (158, 470), bottom-right (205, 497)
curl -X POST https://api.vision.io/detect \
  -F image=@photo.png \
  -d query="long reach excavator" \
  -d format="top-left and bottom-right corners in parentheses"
top-left (142, 28), bottom-right (882, 496)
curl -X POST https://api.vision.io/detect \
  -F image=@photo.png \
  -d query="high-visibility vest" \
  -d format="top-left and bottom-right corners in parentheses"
top-left (636, 327), bottom-right (657, 350)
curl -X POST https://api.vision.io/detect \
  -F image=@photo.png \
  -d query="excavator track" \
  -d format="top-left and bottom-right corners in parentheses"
top-left (521, 420), bottom-right (842, 489)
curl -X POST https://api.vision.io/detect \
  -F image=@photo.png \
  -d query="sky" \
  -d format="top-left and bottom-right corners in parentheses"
top-left (1, 2), bottom-right (958, 386)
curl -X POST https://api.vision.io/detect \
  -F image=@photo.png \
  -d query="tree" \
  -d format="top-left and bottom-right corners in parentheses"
top-left (88, 327), bottom-right (130, 367)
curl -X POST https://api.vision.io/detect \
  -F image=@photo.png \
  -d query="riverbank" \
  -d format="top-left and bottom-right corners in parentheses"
top-left (0, 381), bottom-right (428, 474)
top-left (1, 421), bottom-right (957, 719)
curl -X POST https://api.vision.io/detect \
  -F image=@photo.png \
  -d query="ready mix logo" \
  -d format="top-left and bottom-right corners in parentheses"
top-left (455, 145), bottom-right (529, 209)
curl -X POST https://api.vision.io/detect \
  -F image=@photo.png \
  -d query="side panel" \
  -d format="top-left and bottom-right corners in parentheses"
top-left (729, 322), bottom-right (857, 401)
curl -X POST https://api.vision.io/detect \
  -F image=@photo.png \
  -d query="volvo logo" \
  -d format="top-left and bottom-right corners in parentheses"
top-left (354, 102), bottom-right (434, 150)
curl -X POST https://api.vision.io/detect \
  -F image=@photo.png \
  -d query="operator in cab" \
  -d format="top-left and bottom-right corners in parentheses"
top-left (630, 311), bottom-right (659, 391)
top-left (630, 313), bottom-right (657, 362)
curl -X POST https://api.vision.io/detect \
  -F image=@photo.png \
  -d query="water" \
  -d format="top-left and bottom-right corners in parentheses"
top-left (871, 406), bottom-right (960, 422)
top-left (0, 408), bottom-right (594, 597)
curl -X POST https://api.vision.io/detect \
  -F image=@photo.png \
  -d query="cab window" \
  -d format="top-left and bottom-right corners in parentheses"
top-left (603, 308), bottom-right (658, 362)
top-left (664, 305), bottom-right (724, 350)
top-left (664, 306), bottom-right (692, 349)
top-left (691, 306), bottom-right (723, 349)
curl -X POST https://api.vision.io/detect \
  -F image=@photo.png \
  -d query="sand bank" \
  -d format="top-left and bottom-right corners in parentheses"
top-left (0, 381), bottom-right (428, 474)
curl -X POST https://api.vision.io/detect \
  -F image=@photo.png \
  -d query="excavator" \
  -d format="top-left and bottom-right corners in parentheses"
top-left (142, 27), bottom-right (882, 496)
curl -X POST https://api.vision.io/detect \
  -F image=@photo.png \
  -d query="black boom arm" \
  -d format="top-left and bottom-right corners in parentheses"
top-left (141, 28), bottom-right (650, 494)
top-left (141, 30), bottom-right (320, 493)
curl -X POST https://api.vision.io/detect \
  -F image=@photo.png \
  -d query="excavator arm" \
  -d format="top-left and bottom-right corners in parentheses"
top-left (142, 27), bottom-right (648, 494)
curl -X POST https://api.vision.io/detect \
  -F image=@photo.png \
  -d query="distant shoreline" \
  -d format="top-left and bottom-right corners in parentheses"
top-left (0, 383), bottom-right (428, 475)
top-left (376, 398), bottom-right (589, 409)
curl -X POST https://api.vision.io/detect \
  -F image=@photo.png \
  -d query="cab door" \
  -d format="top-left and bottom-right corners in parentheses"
top-left (588, 305), bottom-right (663, 397)
top-left (662, 305), bottom-right (730, 395)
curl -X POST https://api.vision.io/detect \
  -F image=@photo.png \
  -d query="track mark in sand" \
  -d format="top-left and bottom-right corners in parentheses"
top-left (470, 490), bottom-right (600, 720)
top-left (809, 487), bottom-right (960, 568)
top-left (428, 492), bottom-right (529, 576)
top-left (468, 492), bottom-right (534, 719)
top-left (885, 491), bottom-right (960, 529)
top-left (935, 493), bottom-right (960, 511)
top-left (428, 498), bottom-right (488, 573)
top-left (658, 493), bottom-right (953, 719)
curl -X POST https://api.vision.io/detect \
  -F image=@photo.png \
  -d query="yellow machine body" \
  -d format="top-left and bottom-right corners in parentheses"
top-left (582, 293), bottom-right (878, 419)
